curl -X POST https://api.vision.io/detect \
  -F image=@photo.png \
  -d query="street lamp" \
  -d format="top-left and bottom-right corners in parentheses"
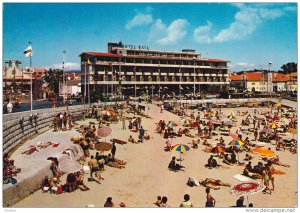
top-left (268, 61), bottom-right (272, 93)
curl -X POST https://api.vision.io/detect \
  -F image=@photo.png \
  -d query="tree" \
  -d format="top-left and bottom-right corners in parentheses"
top-left (44, 69), bottom-right (66, 94)
top-left (280, 62), bottom-right (297, 74)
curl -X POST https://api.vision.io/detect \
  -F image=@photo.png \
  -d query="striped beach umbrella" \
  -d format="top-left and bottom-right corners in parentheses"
top-left (211, 145), bottom-right (226, 154)
top-left (172, 144), bottom-right (190, 165)
top-left (268, 123), bottom-right (280, 129)
top-left (211, 145), bottom-right (226, 164)
top-left (172, 144), bottom-right (190, 152)
top-left (168, 121), bottom-right (179, 127)
top-left (228, 139), bottom-right (244, 147)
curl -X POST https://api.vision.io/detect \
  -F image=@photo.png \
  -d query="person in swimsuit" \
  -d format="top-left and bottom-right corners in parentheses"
top-left (268, 161), bottom-right (275, 191)
top-left (200, 178), bottom-right (231, 187)
top-left (50, 158), bottom-right (61, 182)
top-left (262, 165), bottom-right (272, 194)
top-left (205, 188), bottom-right (216, 207)
top-left (89, 155), bottom-right (104, 183)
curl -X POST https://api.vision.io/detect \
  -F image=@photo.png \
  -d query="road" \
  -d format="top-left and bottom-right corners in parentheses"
top-left (3, 100), bottom-right (82, 114)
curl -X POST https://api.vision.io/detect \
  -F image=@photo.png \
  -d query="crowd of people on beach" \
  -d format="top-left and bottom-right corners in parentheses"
top-left (5, 99), bottom-right (297, 207)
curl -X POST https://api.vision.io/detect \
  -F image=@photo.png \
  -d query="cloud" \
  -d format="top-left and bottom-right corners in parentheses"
top-left (194, 4), bottom-right (292, 44)
top-left (48, 62), bottom-right (80, 71)
top-left (230, 62), bottom-right (256, 71)
top-left (125, 12), bottom-right (153, 30)
top-left (193, 21), bottom-right (212, 44)
top-left (150, 19), bottom-right (188, 45)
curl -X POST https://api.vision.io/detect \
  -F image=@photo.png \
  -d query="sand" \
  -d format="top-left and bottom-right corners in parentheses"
top-left (12, 103), bottom-right (297, 208)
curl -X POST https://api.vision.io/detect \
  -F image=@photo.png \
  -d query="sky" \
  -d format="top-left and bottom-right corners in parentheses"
top-left (3, 2), bottom-right (297, 72)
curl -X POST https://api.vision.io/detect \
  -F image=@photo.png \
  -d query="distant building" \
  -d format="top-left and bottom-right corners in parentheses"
top-left (3, 60), bottom-right (46, 102)
top-left (79, 42), bottom-right (230, 98)
top-left (65, 80), bottom-right (81, 96)
top-left (67, 72), bottom-right (81, 80)
top-left (229, 71), bottom-right (297, 93)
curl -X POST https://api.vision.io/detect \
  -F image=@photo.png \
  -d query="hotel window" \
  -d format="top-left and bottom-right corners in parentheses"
top-left (252, 83), bottom-right (255, 85)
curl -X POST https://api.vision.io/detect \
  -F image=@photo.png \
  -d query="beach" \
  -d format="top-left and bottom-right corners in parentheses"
top-left (11, 102), bottom-right (297, 208)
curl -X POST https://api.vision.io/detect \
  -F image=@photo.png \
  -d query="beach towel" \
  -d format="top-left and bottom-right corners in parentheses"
top-left (233, 174), bottom-right (253, 182)
top-left (130, 130), bottom-right (138, 133)
top-left (274, 169), bottom-right (286, 175)
top-left (53, 143), bottom-right (60, 147)
top-left (111, 138), bottom-right (127, 145)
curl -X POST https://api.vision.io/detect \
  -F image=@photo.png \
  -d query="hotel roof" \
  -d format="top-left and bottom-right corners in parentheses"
top-left (229, 72), bottom-right (297, 82)
top-left (80, 52), bottom-right (229, 63)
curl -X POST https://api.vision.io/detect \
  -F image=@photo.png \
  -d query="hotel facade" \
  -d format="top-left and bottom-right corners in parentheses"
top-left (80, 42), bottom-right (230, 98)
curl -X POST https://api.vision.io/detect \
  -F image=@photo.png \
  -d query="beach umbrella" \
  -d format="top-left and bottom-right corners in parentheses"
top-left (268, 123), bottom-right (280, 130)
top-left (228, 140), bottom-right (244, 162)
top-left (211, 145), bottom-right (226, 164)
top-left (95, 142), bottom-right (113, 152)
top-left (251, 147), bottom-right (276, 158)
top-left (230, 181), bottom-right (265, 205)
top-left (59, 159), bottom-right (83, 173)
top-left (97, 127), bottom-right (112, 140)
top-left (167, 121), bottom-right (179, 127)
top-left (228, 139), bottom-right (244, 147)
top-left (172, 144), bottom-right (190, 165)
top-left (274, 103), bottom-right (281, 108)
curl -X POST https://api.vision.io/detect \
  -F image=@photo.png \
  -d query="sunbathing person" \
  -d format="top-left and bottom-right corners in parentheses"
top-left (267, 155), bottom-right (290, 167)
top-left (189, 139), bottom-right (199, 149)
top-left (37, 141), bottom-right (54, 149)
top-left (75, 171), bottom-right (90, 191)
top-left (105, 154), bottom-right (126, 169)
top-left (21, 145), bottom-right (39, 155)
top-left (243, 162), bottom-right (262, 179)
top-left (200, 178), bottom-right (231, 187)
top-left (128, 135), bottom-right (138, 144)
top-left (177, 128), bottom-right (183, 137)
top-left (202, 139), bottom-right (211, 146)
top-left (183, 129), bottom-right (195, 138)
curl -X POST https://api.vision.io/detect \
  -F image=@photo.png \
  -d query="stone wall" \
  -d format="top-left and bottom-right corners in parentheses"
top-left (3, 102), bottom-right (125, 155)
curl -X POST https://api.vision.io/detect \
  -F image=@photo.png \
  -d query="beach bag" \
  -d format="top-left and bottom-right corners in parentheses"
top-left (187, 177), bottom-right (195, 187)
top-left (10, 177), bottom-right (17, 185)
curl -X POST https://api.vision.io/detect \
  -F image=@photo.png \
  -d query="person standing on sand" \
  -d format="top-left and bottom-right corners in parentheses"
top-left (111, 142), bottom-right (116, 159)
top-left (268, 161), bottom-right (275, 191)
top-left (262, 165), bottom-right (272, 194)
top-left (139, 126), bottom-right (145, 143)
top-left (205, 188), bottom-right (216, 207)
top-left (88, 155), bottom-right (103, 183)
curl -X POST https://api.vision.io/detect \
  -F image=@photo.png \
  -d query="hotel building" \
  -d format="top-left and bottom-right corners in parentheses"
top-left (79, 42), bottom-right (230, 98)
